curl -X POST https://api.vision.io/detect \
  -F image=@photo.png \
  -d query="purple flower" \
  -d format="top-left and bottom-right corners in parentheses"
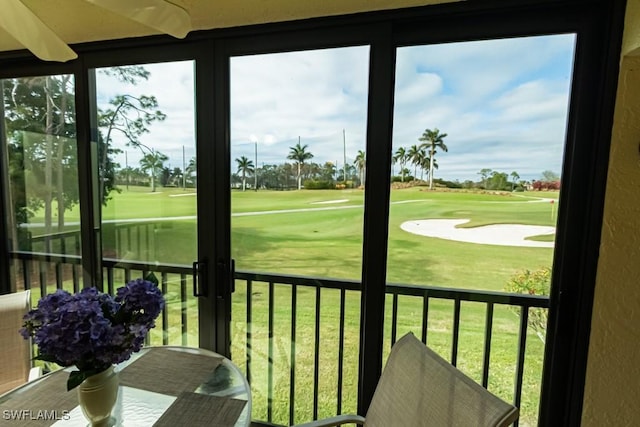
top-left (21, 278), bottom-right (165, 389)
top-left (115, 278), bottom-right (165, 325)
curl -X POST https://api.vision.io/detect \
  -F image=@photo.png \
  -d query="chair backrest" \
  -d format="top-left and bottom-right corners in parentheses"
top-left (0, 290), bottom-right (31, 395)
top-left (365, 332), bottom-right (519, 427)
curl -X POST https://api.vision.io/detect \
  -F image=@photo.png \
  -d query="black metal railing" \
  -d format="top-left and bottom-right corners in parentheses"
top-left (28, 223), bottom-right (159, 261)
top-left (8, 251), bottom-right (548, 426)
top-left (233, 271), bottom-right (363, 424)
top-left (26, 229), bottom-right (82, 256)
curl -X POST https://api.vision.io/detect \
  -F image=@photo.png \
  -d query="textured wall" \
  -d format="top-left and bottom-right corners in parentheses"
top-left (582, 35), bottom-right (640, 427)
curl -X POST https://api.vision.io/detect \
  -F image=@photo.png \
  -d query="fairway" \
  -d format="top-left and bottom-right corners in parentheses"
top-left (87, 186), bottom-right (557, 290)
top-left (39, 183), bottom-right (556, 291)
top-left (229, 187), bottom-right (553, 425)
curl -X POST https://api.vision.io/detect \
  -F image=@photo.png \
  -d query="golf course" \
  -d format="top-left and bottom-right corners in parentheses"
top-left (28, 185), bottom-right (558, 426)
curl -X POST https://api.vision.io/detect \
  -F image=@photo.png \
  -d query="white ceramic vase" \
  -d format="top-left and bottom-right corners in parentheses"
top-left (77, 366), bottom-right (119, 427)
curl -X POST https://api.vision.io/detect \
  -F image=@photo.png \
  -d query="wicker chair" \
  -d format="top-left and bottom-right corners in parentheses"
top-left (0, 290), bottom-right (40, 395)
top-left (293, 332), bottom-right (519, 427)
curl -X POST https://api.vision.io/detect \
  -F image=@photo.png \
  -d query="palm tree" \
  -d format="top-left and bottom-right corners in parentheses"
top-left (407, 145), bottom-right (422, 180)
top-left (353, 150), bottom-right (366, 187)
top-left (419, 128), bottom-right (448, 190)
top-left (393, 147), bottom-right (408, 182)
top-left (287, 138), bottom-right (314, 190)
top-left (139, 150), bottom-right (168, 192)
top-left (185, 157), bottom-right (197, 188)
top-left (120, 166), bottom-right (134, 190)
top-left (478, 168), bottom-right (492, 189)
top-left (235, 156), bottom-right (254, 191)
top-left (510, 171), bottom-right (520, 191)
top-left (420, 154), bottom-right (438, 181)
top-left (169, 167), bottom-right (183, 187)
top-left (321, 161), bottom-right (336, 181)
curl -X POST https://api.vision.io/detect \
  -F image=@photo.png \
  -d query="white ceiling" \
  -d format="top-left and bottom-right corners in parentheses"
top-left (0, 0), bottom-right (459, 54)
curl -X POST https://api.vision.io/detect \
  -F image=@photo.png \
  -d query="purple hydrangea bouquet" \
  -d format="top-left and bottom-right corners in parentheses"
top-left (20, 277), bottom-right (165, 390)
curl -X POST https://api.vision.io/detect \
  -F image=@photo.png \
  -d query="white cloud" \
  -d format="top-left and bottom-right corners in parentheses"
top-left (391, 34), bottom-right (575, 181)
top-left (97, 33), bottom-right (575, 182)
top-left (230, 46), bottom-right (370, 165)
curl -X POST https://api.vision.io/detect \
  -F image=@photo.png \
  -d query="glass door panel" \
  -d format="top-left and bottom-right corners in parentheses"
top-left (1, 75), bottom-right (81, 298)
top-left (93, 62), bottom-right (198, 346)
top-left (229, 46), bottom-right (369, 425)
top-left (386, 34), bottom-right (576, 426)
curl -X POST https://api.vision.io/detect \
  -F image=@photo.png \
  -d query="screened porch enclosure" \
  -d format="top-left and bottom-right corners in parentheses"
top-left (0, 1), bottom-right (623, 426)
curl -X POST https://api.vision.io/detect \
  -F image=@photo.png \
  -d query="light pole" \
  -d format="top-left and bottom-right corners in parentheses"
top-left (254, 142), bottom-right (258, 191)
top-left (343, 129), bottom-right (347, 185)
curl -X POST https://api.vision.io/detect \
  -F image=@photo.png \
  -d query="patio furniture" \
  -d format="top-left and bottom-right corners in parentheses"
top-left (293, 332), bottom-right (519, 427)
top-left (0, 346), bottom-right (251, 426)
top-left (0, 290), bottom-right (39, 395)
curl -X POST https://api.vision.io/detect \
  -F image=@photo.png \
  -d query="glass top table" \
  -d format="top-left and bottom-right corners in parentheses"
top-left (0, 346), bottom-right (251, 427)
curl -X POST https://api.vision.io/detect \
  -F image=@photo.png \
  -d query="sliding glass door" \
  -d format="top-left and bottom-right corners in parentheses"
top-left (228, 45), bottom-right (370, 424)
top-left (1, 74), bottom-right (81, 295)
top-left (91, 61), bottom-right (199, 346)
top-left (385, 34), bottom-right (576, 426)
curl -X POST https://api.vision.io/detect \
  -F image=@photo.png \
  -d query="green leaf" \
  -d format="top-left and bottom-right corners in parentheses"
top-left (66, 366), bottom-right (110, 391)
top-left (67, 371), bottom-right (88, 391)
top-left (144, 271), bottom-right (159, 286)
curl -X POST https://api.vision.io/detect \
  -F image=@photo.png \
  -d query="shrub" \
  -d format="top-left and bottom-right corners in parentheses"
top-left (433, 178), bottom-right (463, 189)
top-left (391, 175), bottom-right (414, 182)
top-left (303, 179), bottom-right (335, 189)
top-left (532, 180), bottom-right (561, 191)
top-left (335, 180), bottom-right (354, 189)
top-left (504, 267), bottom-right (551, 342)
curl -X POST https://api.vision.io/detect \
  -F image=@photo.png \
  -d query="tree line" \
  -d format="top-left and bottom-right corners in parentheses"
top-left (475, 169), bottom-right (560, 191)
top-left (2, 61), bottom-right (559, 253)
top-left (233, 137), bottom-right (367, 191)
top-left (234, 128), bottom-right (449, 191)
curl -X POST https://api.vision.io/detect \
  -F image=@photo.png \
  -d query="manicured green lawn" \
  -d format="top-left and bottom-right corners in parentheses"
top-left (28, 186), bottom-right (557, 426)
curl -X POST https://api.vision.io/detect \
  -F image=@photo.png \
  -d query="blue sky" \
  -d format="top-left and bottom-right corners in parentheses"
top-left (98, 33), bottom-right (576, 182)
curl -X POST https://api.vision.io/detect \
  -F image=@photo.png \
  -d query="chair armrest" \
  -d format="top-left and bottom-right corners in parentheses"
top-left (28, 366), bottom-right (42, 381)
top-left (292, 414), bottom-right (365, 427)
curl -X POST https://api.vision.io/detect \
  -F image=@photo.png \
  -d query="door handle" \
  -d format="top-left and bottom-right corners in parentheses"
top-left (216, 258), bottom-right (234, 299)
top-left (193, 261), bottom-right (208, 297)
top-left (215, 258), bottom-right (236, 299)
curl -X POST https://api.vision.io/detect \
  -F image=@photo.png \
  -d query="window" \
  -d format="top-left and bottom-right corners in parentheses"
top-left (386, 34), bottom-right (575, 425)
top-left (0, 2), bottom-right (622, 425)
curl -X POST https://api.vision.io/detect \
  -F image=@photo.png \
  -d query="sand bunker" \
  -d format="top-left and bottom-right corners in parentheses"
top-left (401, 219), bottom-right (555, 248)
